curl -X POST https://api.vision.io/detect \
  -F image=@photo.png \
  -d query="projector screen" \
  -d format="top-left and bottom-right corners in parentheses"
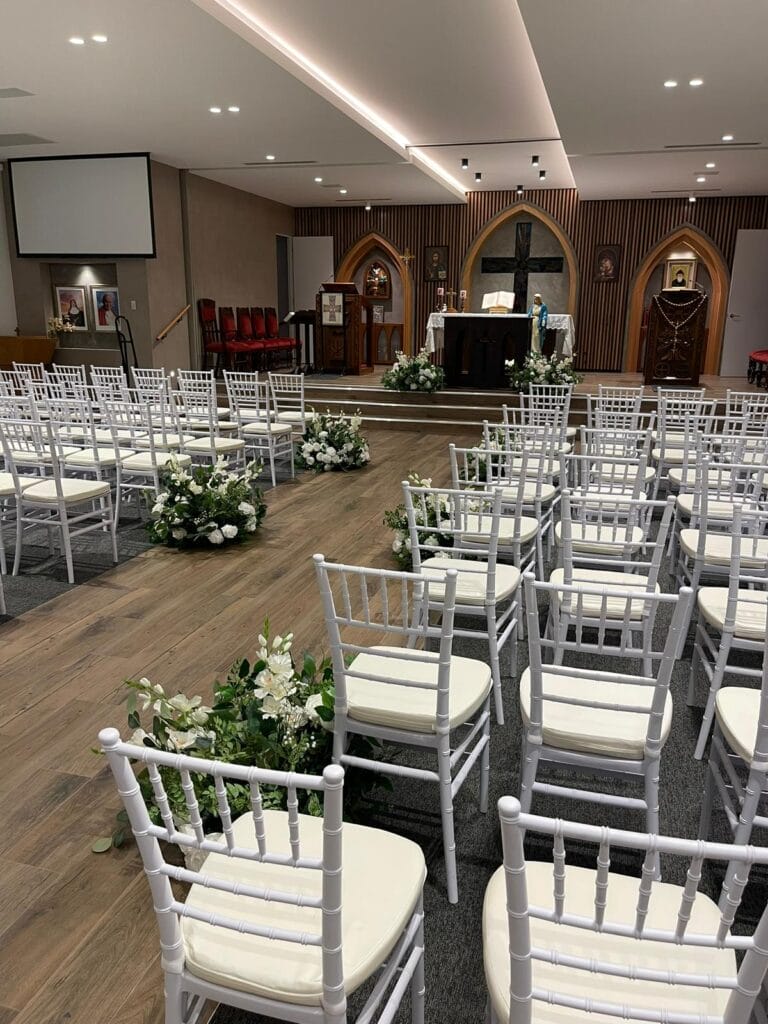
top-left (8, 154), bottom-right (155, 258)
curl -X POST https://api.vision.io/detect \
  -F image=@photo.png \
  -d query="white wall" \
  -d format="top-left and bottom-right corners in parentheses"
top-left (292, 236), bottom-right (334, 310)
top-left (0, 170), bottom-right (18, 333)
top-left (720, 229), bottom-right (768, 376)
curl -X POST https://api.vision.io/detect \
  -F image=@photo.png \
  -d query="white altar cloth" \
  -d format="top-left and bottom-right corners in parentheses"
top-left (425, 312), bottom-right (574, 359)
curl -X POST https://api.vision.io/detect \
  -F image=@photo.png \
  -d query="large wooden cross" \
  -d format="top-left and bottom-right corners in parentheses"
top-left (480, 222), bottom-right (564, 307)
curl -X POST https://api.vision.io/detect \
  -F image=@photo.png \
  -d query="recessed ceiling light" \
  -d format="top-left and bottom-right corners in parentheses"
top-left (461, 158), bottom-right (469, 169)
top-left (475, 172), bottom-right (482, 182)
top-left (91, 34), bottom-right (108, 43)
top-left (516, 185), bottom-right (523, 195)
top-left (314, 176), bottom-right (323, 183)
top-left (365, 203), bottom-right (372, 211)
top-left (265, 154), bottom-right (276, 160)
top-left (689, 78), bottom-right (704, 87)
top-left (689, 195), bottom-right (697, 203)
top-left (539, 169), bottom-right (546, 180)
top-left (69, 36), bottom-right (85, 45)
top-left (696, 175), bottom-right (706, 183)
top-left (531, 155), bottom-right (539, 166)
top-left (227, 105), bottom-right (240, 113)
top-left (664, 80), bottom-right (677, 88)
top-left (722, 134), bottom-right (734, 142)
top-left (209, 106), bottom-right (222, 113)
top-left (705, 161), bottom-right (716, 169)
top-left (339, 188), bottom-right (347, 194)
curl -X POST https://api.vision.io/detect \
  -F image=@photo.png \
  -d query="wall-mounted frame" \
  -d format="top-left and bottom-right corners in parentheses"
top-left (424, 245), bottom-right (448, 282)
top-left (91, 286), bottom-right (120, 331)
top-left (664, 259), bottom-right (697, 290)
top-left (53, 285), bottom-right (89, 331)
top-left (363, 259), bottom-right (391, 299)
top-left (594, 244), bottom-right (621, 281)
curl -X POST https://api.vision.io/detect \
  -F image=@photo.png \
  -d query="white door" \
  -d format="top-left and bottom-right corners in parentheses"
top-left (719, 229), bottom-right (768, 376)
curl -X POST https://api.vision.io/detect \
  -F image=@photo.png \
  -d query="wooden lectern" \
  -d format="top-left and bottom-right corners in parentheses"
top-left (643, 289), bottom-right (708, 386)
top-left (315, 283), bottom-right (373, 375)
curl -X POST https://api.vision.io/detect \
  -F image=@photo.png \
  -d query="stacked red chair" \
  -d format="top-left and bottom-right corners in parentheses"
top-left (264, 306), bottom-right (294, 366)
top-left (198, 299), bottom-right (226, 372)
top-left (748, 349), bottom-right (768, 387)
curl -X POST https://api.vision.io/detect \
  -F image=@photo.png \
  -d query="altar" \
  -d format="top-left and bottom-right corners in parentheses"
top-left (434, 313), bottom-right (532, 389)
top-left (425, 311), bottom-right (575, 366)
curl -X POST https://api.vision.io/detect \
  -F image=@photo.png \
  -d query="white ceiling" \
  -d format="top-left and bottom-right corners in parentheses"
top-left (0, 0), bottom-right (765, 205)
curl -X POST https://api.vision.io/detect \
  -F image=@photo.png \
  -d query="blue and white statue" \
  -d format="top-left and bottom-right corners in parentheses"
top-left (527, 292), bottom-right (548, 354)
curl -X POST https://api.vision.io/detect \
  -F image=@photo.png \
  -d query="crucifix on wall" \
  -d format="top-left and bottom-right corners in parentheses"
top-left (480, 222), bottom-right (564, 307)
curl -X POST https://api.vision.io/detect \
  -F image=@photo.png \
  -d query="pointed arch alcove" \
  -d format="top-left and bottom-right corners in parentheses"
top-left (461, 201), bottom-right (579, 315)
top-left (336, 232), bottom-right (414, 356)
top-left (625, 225), bottom-right (730, 376)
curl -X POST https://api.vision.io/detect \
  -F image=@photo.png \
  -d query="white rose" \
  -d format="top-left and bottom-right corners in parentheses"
top-left (208, 528), bottom-right (224, 545)
top-left (171, 527), bottom-right (187, 540)
top-left (222, 524), bottom-right (238, 539)
top-left (246, 517), bottom-right (258, 532)
top-left (238, 501), bottom-right (255, 515)
top-left (129, 727), bottom-right (148, 745)
top-left (188, 481), bottom-right (203, 495)
top-left (304, 692), bottom-right (324, 721)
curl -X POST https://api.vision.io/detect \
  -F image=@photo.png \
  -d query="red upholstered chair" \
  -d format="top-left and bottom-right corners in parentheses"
top-left (219, 306), bottom-right (257, 370)
top-left (264, 305), bottom-right (294, 367)
top-left (265, 306), bottom-right (279, 339)
top-left (198, 298), bottom-right (225, 372)
top-left (250, 307), bottom-right (266, 340)
top-left (748, 349), bottom-right (768, 387)
top-left (236, 307), bottom-right (254, 340)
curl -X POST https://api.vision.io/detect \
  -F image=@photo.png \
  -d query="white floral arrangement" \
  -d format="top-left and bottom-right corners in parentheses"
top-left (383, 471), bottom-right (453, 569)
top-left (147, 455), bottom-right (266, 547)
top-left (505, 352), bottom-right (582, 391)
top-left (297, 409), bottom-right (371, 472)
top-left (47, 316), bottom-right (75, 339)
top-left (382, 347), bottom-right (445, 393)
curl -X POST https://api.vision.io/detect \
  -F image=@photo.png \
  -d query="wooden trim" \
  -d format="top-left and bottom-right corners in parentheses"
top-left (155, 304), bottom-right (191, 342)
top-left (624, 225), bottom-right (730, 375)
top-left (336, 233), bottom-right (414, 355)
top-left (460, 200), bottom-right (579, 317)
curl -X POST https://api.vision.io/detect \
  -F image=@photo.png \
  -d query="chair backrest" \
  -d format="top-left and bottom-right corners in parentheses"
top-left (12, 361), bottom-right (45, 383)
top-left (268, 372), bottom-right (305, 418)
top-left (565, 447), bottom-right (648, 502)
top-left (176, 369), bottom-right (218, 433)
top-left (99, 728), bottom-right (347, 1012)
top-left (720, 506), bottom-right (768, 641)
top-left (449, 442), bottom-right (540, 519)
top-left (131, 366), bottom-right (170, 402)
top-left (0, 369), bottom-right (19, 396)
top-left (590, 384), bottom-right (644, 430)
top-left (219, 306), bottom-right (237, 342)
top-left (313, 554), bottom-right (458, 730)
top-left (265, 306), bottom-right (279, 338)
top-left (45, 363), bottom-right (91, 401)
top-left (90, 365), bottom-right (128, 399)
top-left (725, 389), bottom-right (768, 436)
top-left (484, 419), bottom-right (561, 481)
top-left (495, 792), bottom-right (768, 1024)
top-left (223, 369), bottom-right (261, 418)
top-left (520, 384), bottom-right (571, 444)
top-left (657, 391), bottom-right (714, 435)
top-left (197, 298), bottom-right (217, 325)
top-left (42, 395), bottom-right (105, 458)
top-left (0, 417), bottom-right (68, 496)
top-left (524, 571), bottom-right (692, 737)
top-left (250, 306), bottom-right (266, 339)
top-left (236, 307), bottom-right (254, 340)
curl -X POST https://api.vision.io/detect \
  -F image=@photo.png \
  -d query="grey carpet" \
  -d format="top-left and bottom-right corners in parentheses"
top-left (213, 529), bottom-right (767, 1024)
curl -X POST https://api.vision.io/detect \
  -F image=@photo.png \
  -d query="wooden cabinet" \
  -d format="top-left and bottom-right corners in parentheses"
top-left (643, 289), bottom-right (708, 386)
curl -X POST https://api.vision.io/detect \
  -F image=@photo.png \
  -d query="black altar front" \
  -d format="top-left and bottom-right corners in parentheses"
top-left (443, 314), bottom-right (532, 389)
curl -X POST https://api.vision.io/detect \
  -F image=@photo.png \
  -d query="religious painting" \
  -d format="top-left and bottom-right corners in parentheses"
top-left (321, 291), bottom-right (343, 326)
top-left (594, 245), bottom-right (621, 282)
top-left (424, 245), bottom-right (448, 282)
top-left (91, 287), bottom-right (120, 332)
top-left (53, 285), bottom-right (88, 331)
top-left (664, 259), bottom-right (697, 290)
top-left (371, 304), bottom-right (384, 323)
top-left (363, 260), bottom-right (391, 299)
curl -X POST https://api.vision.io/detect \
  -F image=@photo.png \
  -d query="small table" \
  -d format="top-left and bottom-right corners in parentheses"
top-left (425, 312), bottom-right (575, 363)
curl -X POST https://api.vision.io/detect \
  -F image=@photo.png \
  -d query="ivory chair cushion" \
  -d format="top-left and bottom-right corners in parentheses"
top-left (133, 432), bottom-right (195, 449)
top-left (651, 446), bottom-right (687, 464)
top-left (93, 427), bottom-right (145, 444)
top-left (63, 447), bottom-right (135, 468)
top-left (345, 645), bottom-right (491, 732)
top-left (234, 408), bottom-right (275, 422)
top-left (675, 494), bottom-right (740, 520)
top-left (483, 860), bottom-right (734, 1024)
top-left (591, 462), bottom-right (656, 485)
top-left (553, 522), bottom-right (644, 555)
top-left (519, 667), bottom-right (672, 759)
top-left (549, 567), bottom-right (658, 619)
top-left (0, 472), bottom-right (39, 496)
top-left (22, 477), bottom-right (111, 504)
top-left (715, 688), bottom-right (761, 762)
top-left (242, 421), bottom-right (293, 436)
top-left (500, 481), bottom-right (556, 505)
top-left (11, 445), bottom-right (80, 465)
top-left (184, 436), bottom-right (245, 453)
top-left (121, 451), bottom-right (192, 472)
top-left (668, 467), bottom-right (733, 488)
top-left (420, 555), bottom-right (521, 604)
top-left (463, 513), bottom-right (539, 546)
top-left (680, 529), bottom-right (768, 568)
top-left (565, 425), bottom-right (577, 441)
top-left (698, 586), bottom-right (768, 640)
top-left (276, 410), bottom-right (305, 424)
top-left (183, 809), bottom-right (425, 1006)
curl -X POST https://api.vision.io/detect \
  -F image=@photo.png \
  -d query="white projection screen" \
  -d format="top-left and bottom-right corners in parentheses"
top-left (8, 154), bottom-right (155, 258)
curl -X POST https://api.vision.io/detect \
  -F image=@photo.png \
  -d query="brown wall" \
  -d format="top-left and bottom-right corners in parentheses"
top-left (296, 190), bottom-right (768, 370)
top-left (186, 173), bottom-right (294, 316)
top-left (146, 161), bottom-right (190, 371)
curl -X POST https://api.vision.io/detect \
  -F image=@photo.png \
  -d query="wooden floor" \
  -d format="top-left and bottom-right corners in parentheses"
top-left (0, 427), bottom-right (475, 1024)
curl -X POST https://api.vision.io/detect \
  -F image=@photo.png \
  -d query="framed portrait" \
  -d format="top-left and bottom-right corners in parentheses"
top-left (363, 260), bottom-right (391, 299)
top-left (53, 285), bottom-right (88, 331)
top-left (424, 245), bottom-right (448, 283)
top-left (91, 287), bottom-right (120, 332)
top-left (371, 304), bottom-right (384, 323)
top-left (321, 291), bottom-right (343, 326)
top-left (594, 245), bottom-right (621, 282)
top-left (664, 259), bottom-right (697, 290)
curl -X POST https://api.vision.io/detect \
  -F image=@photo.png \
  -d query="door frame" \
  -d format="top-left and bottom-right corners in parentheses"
top-left (336, 232), bottom-right (414, 355)
top-left (625, 225), bottom-right (730, 375)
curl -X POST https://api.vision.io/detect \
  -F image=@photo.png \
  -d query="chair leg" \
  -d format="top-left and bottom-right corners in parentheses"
top-left (105, 495), bottom-right (118, 564)
top-left (518, 736), bottom-right (539, 814)
top-left (437, 735), bottom-right (458, 904)
top-left (486, 608), bottom-right (504, 726)
top-left (12, 505), bottom-right (23, 576)
top-left (698, 739), bottom-right (718, 842)
top-left (410, 893), bottom-right (425, 1024)
top-left (479, 702), bottom-right (491, 814)
top-left (643, 756), bottom-right (662, 879)
top-left (60, 506), bottom-right (75, 585)
top-left (163, 971), bottom-right (184, 1024)
top-left (694, 634), bottom-right (730, 761)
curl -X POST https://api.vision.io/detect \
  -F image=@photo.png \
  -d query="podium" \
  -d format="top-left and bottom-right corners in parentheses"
top-left (442, 314), bottom-right (531, 388)
top-left (315, 283), bottom-right (373, 375)
top-left (643, 289), bottom-right (708, 386)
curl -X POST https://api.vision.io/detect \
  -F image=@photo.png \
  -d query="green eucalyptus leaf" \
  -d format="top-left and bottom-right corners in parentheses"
top-left (112, 829), bottom-right (127, 849)
top-left (91, 837), bottom-right (113, 853)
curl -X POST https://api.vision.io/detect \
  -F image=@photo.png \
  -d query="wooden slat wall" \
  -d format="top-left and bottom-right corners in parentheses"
top-left (296, 191), bottom-right (768, 370)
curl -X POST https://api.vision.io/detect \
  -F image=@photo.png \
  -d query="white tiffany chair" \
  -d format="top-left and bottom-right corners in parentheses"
top-left (269, 371), bottom-right (307, 434)
top-left (177, 373), bottom-right (245, 471)
top-left (236, 380), bottom-right (294, 487)
top-left (403, 481), bottom-right (519, 725)
top-left (176, 367), bottom-right (232, 424)
top-left (314, 555), bottom-right (491, 904)
top-left (46, 363), bottom-right (90, 401)
top-left (588, 383), bottom-right (645, 430)
top-left (130, 365), bottom-right (170, 400)
top-left (90, 364), bottom-right (128, 401)
top-left (652, 395), bottom-right (715, 499)
top-left (1, 418), bottom-right (117, 584)
top-left (725, 389), bottom-right (768, 446)
top-left (100, 728), bottom-right (427, 1024)
top-left (223, 369), bottom-right (269, 422)
top-left (520, 572), bottom-right (693, 870)
top-left (689, 505), bottom-right (768, 759)
top-left (12, 361), bottom-right (45, 386)
top-left (699, 626), bottom-right (768, 907)
top-left (577, 425), bottom-right (656, 500)
top-left (484, 796), bottom-right (768, 1024)
top-left (41, 395), bottom-right (130, 487)
top-left (0, 458), bottom-right (39, 576)
top-left (521, 382), bottom-right (575, 446)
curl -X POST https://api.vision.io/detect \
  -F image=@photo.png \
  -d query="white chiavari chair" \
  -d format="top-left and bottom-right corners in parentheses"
top-left (0, 369), bottom-right (19, 396)
top-left (651, 393), bottom-right (715, 499)
top-left (403, 481), bottom-right (519, 725)
top-left (90, 364), bottom-right (128, 402)
top-left (177, 373), bottom-right (245, 471)
top-left (42, 395), bottom-right (134, 487)
top-left (588, 383), bottom-right (645, 430)
top-left (223, 370), bottom-right (270, 422)
top-left (725, 389), bottom-right (768, 448)
top-left (484, 795), bottom-right (768, 1024)
top-left (314, 555), bottom-right (490, 905)
top-left (521, 382), bottom-right (575, 446)
top-left (100, 728), bottom-right (427, 1024)
top-left (520, 572), bottom-right (693, 873)
top-left (12, 361), bottom-right (45, 386)
top-left (235, 379), bottom-right (294, 487)
top-left (689, 506), bottom-right (768, 758)
top-left (578, 424), bottom-right (656, 499)
top-left (268, 371), bottom-right (307, 435)
top-left (130, 365), bottom-right (170, 400)
top-left (1, 417), bottom-right (117, 584)
top-left (176, 367), bottom-right (232, 423)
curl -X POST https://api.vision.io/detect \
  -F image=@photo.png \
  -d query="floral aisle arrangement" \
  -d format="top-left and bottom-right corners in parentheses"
top-left (381, 348), bottom-right (445, 393)
top-left (504, 352), bottom-right (583, 391)
top-left (383, 472), bottom-right (454, 570)
top-left (95, 623), bottom-right (380, 851)
top-left (146, 456), bottom-right (266, 548)
top-left (47, 316), bottom-right (75, 340)
top-left (296, 409), bottom-right (371, 472)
